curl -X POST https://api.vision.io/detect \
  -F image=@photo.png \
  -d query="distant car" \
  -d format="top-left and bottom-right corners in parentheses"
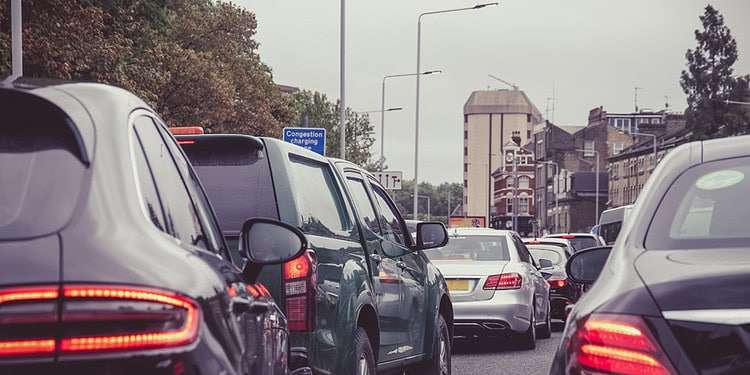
top-left (550, 135), bottom-right (750, 375)
top-left (597, 205), bottom-right (634, 245)
top-left (426, 227), bottom-right (551, 349)
top-left (0, 83), bottom-right (303, 374)
top-left (177, 134), bottom-right (453, 375)
top-left (544, 233), bottom-right (605, 252)
top-left (526, 244), bottom-right (580, 321)
top-left (523, 237), bottom-right (574, 258)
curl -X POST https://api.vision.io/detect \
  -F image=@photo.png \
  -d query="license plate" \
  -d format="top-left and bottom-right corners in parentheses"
top-left (446, 279), bottom-right (470, 292)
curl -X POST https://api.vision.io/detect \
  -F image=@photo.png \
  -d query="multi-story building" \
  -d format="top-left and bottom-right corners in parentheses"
top-left (556, 171), bottom-right (609, 233)
top-left (608, 127), bottom-right (691, 208)
top-left (463, 89), bottom-right (543, 225)
top-left (491, 142), bottom-right (535, 236)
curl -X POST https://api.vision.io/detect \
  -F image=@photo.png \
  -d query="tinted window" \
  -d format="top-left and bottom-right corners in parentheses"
top-left (0, 114), bottom-right (86, 239)
top-left (528, 246), bottom-right (564, 265)
top-left (181, 137), bottom-right (278, 232)
top-left (132, 136), bottom-right (166, 232)
top-left (289, 157), bottom-right (351, 237)
top-left (426, 235), bottom-right (510, 261)
top-left (600, 221), bottom-right (622, 245)
top-left (513, 236), bottom-right (532, 263)
top-left (346, 177), bottom-right (381, 234)
top-left (646, 157), bottom-right (750, 249)
top-left (371, 184), bottom-right (407, 246)
top-left (133, 117), bottom-right (208, 250)
top-left (568, 237), bottom-right (599, 251)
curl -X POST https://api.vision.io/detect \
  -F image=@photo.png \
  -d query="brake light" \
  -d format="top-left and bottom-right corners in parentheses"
top-left (177, 140), bottom-right (196, 145)
top-left (561, 235), bottom-right (576, 239)
top-left (483, 273), bottom-right (523, 290)
top-left (0, 284), bottom-right (200, 358)
top-left (283, 251), bottom-right (316, 331)
top-left (570, 314), bottom-right (676, 375)
top-left (548, 278), bottom-right (567, 288)
top-left (169, 126), bottom-right (204, 135)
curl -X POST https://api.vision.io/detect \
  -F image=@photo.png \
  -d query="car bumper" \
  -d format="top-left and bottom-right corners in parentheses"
top-left (451, 290), bottom-right (532, 336)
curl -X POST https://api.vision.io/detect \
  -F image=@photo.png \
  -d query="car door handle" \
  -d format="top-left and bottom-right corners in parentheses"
top-left (370, 254), bottom-right (382, 263)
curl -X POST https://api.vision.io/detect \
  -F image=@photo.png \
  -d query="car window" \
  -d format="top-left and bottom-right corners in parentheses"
top-left (288, 156), bottom-right (353, 238)
top-left (345, 176), bottom-right (381, 234)
top-left (568, 236), bottom-right (599, 251)
top-left (646, 157), bottom-right (750, 249)
top-left (528, 247), bottom-right (564, 265)
top-left (132, 134), bottom-right (167, 232)
top-left (426, 235), bottom-right (509, 261)
top-left (370, 184), bottom-right (408, 246)
top-left (513, 236), bottom-right (532, 263)
top-left (133, 117), bottom-right (209, 250)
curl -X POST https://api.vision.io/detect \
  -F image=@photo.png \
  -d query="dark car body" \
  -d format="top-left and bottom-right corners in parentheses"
top-left (550, 135), bottom-right (750, 375)
top-left (526, 244), bottom-right (579, 320)
top-left (177, 134), bottom-right (453, 374)
top-left (0, 83), bottom-right (288, 374)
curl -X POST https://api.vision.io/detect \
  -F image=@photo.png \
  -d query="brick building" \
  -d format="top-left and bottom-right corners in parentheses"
top-left (491, 142), bottom-right (535, 236)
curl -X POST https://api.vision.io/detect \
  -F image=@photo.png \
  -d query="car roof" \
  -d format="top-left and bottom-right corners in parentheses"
top-left (448, 227), bottom-right (512, 236)
top-left (546, 233), bottom-right (596, 237)
top-left (524, 238), bottom-right (570, 244)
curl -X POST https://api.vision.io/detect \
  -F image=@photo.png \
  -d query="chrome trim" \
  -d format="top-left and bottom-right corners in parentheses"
top-left (662, 309), bottom-right (750, 325)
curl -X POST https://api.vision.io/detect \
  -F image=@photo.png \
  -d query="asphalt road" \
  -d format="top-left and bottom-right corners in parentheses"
top-left (452, 328), bottom-right (563, 375)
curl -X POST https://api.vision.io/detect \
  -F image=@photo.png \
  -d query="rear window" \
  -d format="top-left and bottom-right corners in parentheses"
top-left (1, 95), bottom-right (87, 239)
top-left (180, 137), bottom-right (278, 232)
top-left (427, 235), bottom-right (510, 261)
top-left (527, 246), bottom-right (564, 265)
top-left (555, 236), bottom-right (599, 251)
top-left (646, 157), bottom-right (750, 249)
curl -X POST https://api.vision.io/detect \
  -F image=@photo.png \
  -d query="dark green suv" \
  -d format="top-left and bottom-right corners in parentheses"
top-left (177, 134), bottom-right (453, 375)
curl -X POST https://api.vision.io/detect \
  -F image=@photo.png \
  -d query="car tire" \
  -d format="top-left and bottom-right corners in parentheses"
top-left (354, 327), bottom-right (376, 375)
top-left (407, 315), bottom-right (451, 375)
top-left (518, 307), bottom-right (536, 350)
top-left (537, 302), bottom-right (552, 339)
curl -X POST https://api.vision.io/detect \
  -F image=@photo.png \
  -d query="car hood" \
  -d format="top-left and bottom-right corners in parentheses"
top-left (634, 248), bottom-right (750, 311)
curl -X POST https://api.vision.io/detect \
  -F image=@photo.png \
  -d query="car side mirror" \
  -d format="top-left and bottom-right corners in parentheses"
top-left (415, 222), bottom-right (449, 250)
top-left (538, 258), bottom-right (554, 269)
top-left (565, 246), bottom-right (612, 285)
top-left (240, 218), bottom-right (307, 265)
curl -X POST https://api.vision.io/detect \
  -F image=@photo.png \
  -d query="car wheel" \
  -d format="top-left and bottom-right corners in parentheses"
top-left (518, 307), bottom-right (536, 350)
top-left (354, 327), bottom-right (376, 375)
top-left (407, 315), bottom-right (451, 375)
top-left (537, 301), bottom-right (552, 339)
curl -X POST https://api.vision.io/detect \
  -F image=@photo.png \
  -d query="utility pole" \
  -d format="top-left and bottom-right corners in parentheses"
top-left (339, 0), bottom-right (346, 160)
top-left (10, 0), bottom-right (22, 81)
top-left (634, 86), bottom-right (644, 113)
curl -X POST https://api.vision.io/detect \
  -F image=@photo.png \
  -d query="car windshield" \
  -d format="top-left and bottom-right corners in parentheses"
top-left (528, 246), bottom-right (564, 265)
top-left (427, 235), bottom-right (510, 261)
top-left (646, 157), bottom-right (750, 250)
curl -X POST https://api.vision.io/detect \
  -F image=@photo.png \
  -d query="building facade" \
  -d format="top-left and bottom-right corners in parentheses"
top-left (463, 89), bottom-right (543, 225)
top-left (491, 142), bottom-right (535, 236)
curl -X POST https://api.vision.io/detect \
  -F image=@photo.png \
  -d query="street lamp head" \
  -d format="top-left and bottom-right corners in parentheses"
top-left (386, 107), bottom-right (403, 112)
top-left (422, 70), bottom-right (443, 75)
top-left (474, 2), bottom-right (499, 9)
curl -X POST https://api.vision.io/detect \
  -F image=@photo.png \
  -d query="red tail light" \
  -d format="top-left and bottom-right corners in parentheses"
top-left (0, 284), bottom-right (200, 359)
top-left (570, 314), bottom-right (676, 375)
top-left (561, 235), bottom-right (576, 239)
top-left (283, 251), bottom-right (316, 332)
top-left (169, 126), bottom-right (204, 135)
top-left (483, 273), bottom-right (523, 290)
top-left (548, 278), bottom-right (567, 289)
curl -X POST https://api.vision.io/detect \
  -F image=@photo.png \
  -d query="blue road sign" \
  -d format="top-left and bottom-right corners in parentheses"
top-left (282, 127), bottom-right (326, 156)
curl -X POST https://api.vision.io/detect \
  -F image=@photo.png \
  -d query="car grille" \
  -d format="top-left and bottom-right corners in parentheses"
top-left (668, 320), bottom-right (750, 374)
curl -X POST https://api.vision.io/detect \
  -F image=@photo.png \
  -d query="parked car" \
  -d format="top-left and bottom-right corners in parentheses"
top-left (525, 244), bottom-right (579, 321)
top-left (523, 237), bottom-right (574, 258)
top-left (176, 133), bottom-right (453, 375)
top-left (425, 227), bottom-right (552, 349)
top-left (544, 233), bottom-right (604, 252)
top-left (0, 82), bottom-right (303, 374)
top-left (597, 205), bottom-right (634, 245)
top-left (550, 135), bottom-right (750, 375)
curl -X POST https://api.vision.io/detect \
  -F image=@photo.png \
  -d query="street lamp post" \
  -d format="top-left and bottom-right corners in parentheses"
top-left (576, 147), bottom-right (601, 227)
top-left (339, 0), bottom-right (346, 160)
top-left (541, 161), bottom-right (559, 232)
top-left (412, 2), bottom-right (498, 220)
top-left (412, 194), bottom-right (431, 221)
top-left (10, 0), bottom-right (22, 81)
top-left (381, 70), bottom-right (441, 168)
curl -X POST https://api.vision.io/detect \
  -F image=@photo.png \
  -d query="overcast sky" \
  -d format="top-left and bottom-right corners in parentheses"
top-left (239, 0), bottom-right (750, 184)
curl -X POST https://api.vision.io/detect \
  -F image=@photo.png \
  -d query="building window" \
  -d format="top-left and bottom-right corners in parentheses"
top-left (518, 176), bottom-right (530, 189)
top-left (651, 118), bottom-right (661, 124)
top-left (464, 147), bottom-right (468, 156)
top-left (584, 140), bottom-right (595, 157)
top-left (519, 197), bottom-right (529, 214)
top-left (613, 143), bottom-right (624, 155)
top-left (506, 198), bottom-right (513, 214)
top-left (464, 179), bottom-right (468, 188)
top-left (464, 163), bottom-right (468, 172)
top-left (464, 130), bottom-right (468, 139)
top-left (608, 118), bottom-right (615, 126)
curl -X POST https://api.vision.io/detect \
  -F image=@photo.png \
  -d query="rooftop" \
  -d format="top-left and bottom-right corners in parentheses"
top-left (463, 89), bottom-right (542, 121)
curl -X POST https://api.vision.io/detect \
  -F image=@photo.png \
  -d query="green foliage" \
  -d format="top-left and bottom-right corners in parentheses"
top-left (290, 90), bottom-right (376, 166)
top-left (0, 0), bottom-right (293, 136)
top-left (391, 180), bottom-right (463, 223)
top-left (680, 5), bottom-right (750, 139)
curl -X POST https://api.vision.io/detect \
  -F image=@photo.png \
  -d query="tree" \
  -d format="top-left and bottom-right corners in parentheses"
top-left (290, 90), bottom-right (376, 166)
top-left (680, 5), bottom-right (750, 139)
top-left (392, 180), bottom-right (463, 223)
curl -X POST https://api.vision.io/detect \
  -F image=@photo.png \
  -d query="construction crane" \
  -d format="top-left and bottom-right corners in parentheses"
top-left (488, 74), bottom-right (519, 91)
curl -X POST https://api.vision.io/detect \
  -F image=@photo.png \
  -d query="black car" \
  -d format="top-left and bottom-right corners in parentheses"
top-left (0, 82), bottom-right (304, 374)
top-left (177, 134), bottom-right (453, 375)
top-left (526, 244), bottom-right (580, 321)
top-left (550, 135), bottom-right (750, 375)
